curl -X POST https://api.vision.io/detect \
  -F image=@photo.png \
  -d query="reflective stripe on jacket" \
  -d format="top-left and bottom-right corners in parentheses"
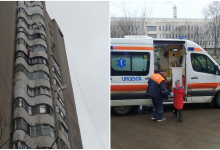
top-left (146, 73), bottom-right (171, 100)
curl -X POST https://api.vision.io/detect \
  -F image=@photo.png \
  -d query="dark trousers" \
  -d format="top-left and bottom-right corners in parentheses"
top-left (173, 107), bottom-right (183, 122)
top-left (151, 97), bottom-right (163, 120)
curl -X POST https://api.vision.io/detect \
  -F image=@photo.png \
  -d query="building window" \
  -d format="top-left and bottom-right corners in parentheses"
top-left (147, 26), bottom-right (156, 31)
top-left (28, 106), bottom-right (32, 115)
top-left (14, 118), bottom-right (55, 138)
top-left (60, 139), bottom-right (69, 149)
top-left (52, 66), bottom-right (62, 82)
top-left (21, 2), bottom-right (43, 11)
top-left (55, 91), bottom-right (65, 107)
top-left (16, 51), bottom-right (49, 66)
top-left (40, 105), bottom-right (46, 113)
top-left (56, 105), bottom-right (59, 112)
top-left (27, 86), bottom-right (50, 97)
top-left (51, 55), bottom-right (60, 70)
top-left (18, 17), bottom-right (45, 31)
top-left (16, 38), bottom-right (47, 53)
top-left (15, 64), bottom-right (49, 80)
top-left (13, 141), bottom-right (30, 149)
top-left (53, 78), bottom-right (62, 93)
top-left (61, 123), bottom-right (68, 139)
top-left (14, 98), bottom-right (53, 116)
top-left (56, 105), bottom-right (66, 121)
top-left (18, 8), bottom-right (44, 20)
top-left (50, 127), bottom-right (55, 138)
top-left (36, 125), bottom-right (41, 136)
top-left (42, 125), bottom-right (50, 136)
top-left (162, 26), bottom-right (164, 31)
top-left (159, 26), bottom-right (161, 31)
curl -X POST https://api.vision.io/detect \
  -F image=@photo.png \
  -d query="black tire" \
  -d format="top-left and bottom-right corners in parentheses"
top-left (215, 93), bottom-right (220, 108)
top-left (112, 106), bottom-right (133, 116)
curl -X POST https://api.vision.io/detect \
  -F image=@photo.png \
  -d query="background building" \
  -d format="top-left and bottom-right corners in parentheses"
top-left (111, 17), bottom-right (220, 53)
top-left (0, 1), bottom-right (82, 149)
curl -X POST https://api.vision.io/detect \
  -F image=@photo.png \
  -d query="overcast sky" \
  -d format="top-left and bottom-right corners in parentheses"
top-left (111, 1), bottom-right (211, 18)
top-left (46, 2), bottom-right (109, 149)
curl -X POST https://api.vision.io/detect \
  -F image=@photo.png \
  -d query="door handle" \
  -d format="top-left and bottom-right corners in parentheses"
top-left (145, 77), bottom-right (150, 80)
top-left (191, 76), bottom-right (198, 79)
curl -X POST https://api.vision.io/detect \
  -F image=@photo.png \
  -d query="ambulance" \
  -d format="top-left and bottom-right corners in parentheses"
top-left (111, 36), bottom-right (220, 115)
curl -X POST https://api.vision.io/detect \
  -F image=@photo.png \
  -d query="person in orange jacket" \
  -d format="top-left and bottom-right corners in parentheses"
top-left (172, 79), bottom-right (185, 123)
top-left (146, 68), bottom-right (173, 122)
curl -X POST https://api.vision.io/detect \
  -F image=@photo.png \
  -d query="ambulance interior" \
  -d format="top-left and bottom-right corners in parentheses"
top-left (153, 41), bottom-right (186, 92)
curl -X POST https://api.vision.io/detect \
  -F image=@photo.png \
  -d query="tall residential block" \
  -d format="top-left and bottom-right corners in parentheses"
top-left (0, 1), bottom-right (83, 149)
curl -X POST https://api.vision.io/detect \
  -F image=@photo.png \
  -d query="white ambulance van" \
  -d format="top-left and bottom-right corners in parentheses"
top-left (111, 36), bottom-right (220, 115)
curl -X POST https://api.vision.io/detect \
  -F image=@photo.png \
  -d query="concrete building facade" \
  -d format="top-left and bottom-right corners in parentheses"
top-left (0, 1), bottom-right (82, 149)
top-left (111, 17), bottom-right (220, 53)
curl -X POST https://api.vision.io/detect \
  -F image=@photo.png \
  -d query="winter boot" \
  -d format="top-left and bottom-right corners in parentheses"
top-left (173, 107), bottom-right (177, 116)
top-left (179, 110), bottom-right (183, 123)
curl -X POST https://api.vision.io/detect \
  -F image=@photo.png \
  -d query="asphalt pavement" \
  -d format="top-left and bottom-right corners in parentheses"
top-left (111, 103), bottom-right (220, 149)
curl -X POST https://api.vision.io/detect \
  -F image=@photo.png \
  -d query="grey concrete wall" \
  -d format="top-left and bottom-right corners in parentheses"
top-left (43, 8), bottom-right (62, 148)
top-left (43, 2), bottom-right (83, 146)
top-left (51, 19), bottom-right (83, 149)
top-left (0, 1), bottom-right (17, 148)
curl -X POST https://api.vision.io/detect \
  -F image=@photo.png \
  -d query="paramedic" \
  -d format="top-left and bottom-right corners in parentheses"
top-left (146, 68), bottom-right (173, 122)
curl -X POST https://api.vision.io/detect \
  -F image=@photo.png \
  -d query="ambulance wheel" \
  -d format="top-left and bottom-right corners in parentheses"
top-left (112, 106), bottom-right (133, 115)
top-left (215, 93), bottom-right (220, 108)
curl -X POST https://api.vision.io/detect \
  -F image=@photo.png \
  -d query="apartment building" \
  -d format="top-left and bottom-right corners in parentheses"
top-left (0, 1), bottom-right (82, 149)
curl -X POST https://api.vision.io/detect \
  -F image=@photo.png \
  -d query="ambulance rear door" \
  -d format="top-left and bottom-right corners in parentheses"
top-left (111, 38), bottom-right (154, 106)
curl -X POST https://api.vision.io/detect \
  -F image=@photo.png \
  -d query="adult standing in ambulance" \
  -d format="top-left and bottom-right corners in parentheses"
top-left (146, 68), bottom-right (173, 122)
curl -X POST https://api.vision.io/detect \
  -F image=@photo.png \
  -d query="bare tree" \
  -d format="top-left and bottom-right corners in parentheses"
top-left (111, 2), bottom-right (153, 38)
top-left (203, 1), bottom-right (220, 55)
top-left (0, 109), bottom-right (7, 145)
top-left (199, 23), bottom-right (211, 51)
top-left (161, 20), bottom-right (212, 53)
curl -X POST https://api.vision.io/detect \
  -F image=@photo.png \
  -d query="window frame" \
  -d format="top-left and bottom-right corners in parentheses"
top-left (190, 53), bottom-right (216, 75)
top-left (111, 52), bottom-right (151, 76)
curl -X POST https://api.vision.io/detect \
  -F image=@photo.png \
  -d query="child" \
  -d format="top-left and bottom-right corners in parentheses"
top-left (172, 79), bottom-right (185, 123)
